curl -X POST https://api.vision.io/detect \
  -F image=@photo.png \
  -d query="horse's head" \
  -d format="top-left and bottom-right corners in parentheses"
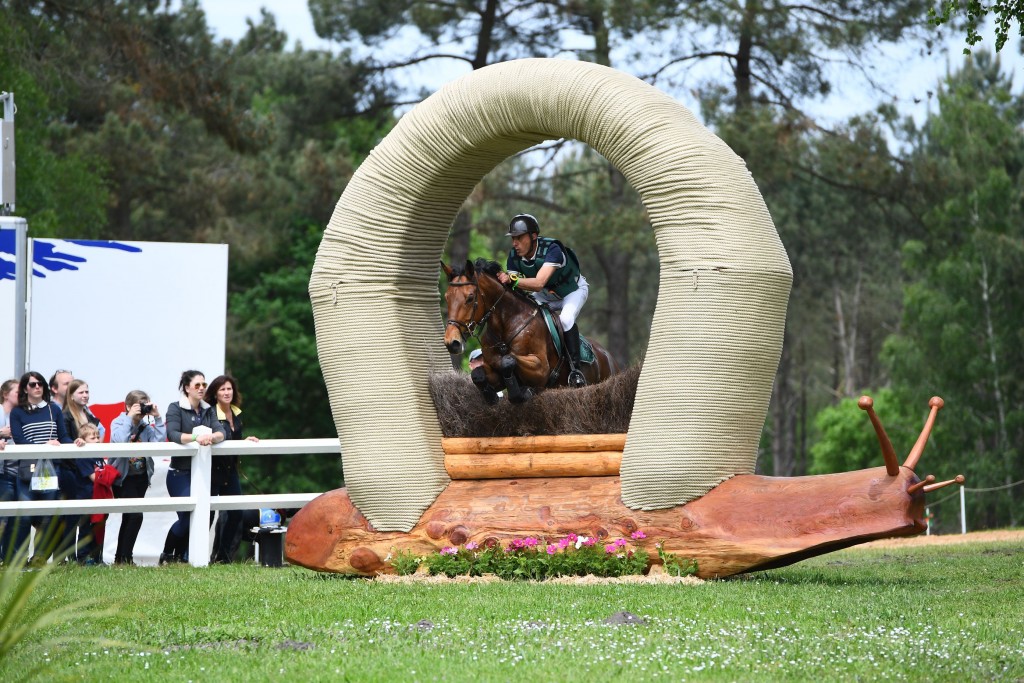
top-left (442, 259), bottom-right (481, 355)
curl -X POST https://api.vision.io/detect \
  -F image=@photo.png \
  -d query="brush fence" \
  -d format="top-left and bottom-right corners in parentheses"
top-left (310, 58), bottom-right (792, 531)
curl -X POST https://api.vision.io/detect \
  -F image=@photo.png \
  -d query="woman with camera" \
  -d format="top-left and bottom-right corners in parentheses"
top-left (161, 370), bottom-right (225, 564)
top-left (59, 379), bottom-right (107, 563)
top-left (109, 390), bottom-right (165, 565)
top-left (205, 374), bottom-right (259, 563)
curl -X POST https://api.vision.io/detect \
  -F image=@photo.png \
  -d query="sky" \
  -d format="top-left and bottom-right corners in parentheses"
top-left (195, 1), bottom-right (1021, 129)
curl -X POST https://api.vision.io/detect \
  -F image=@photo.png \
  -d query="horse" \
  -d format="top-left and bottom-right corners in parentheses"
top-left (442, 258), bottom-right (619, 403)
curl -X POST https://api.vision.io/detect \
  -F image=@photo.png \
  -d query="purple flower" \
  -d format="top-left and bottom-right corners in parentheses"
top-left (630, 530), bottom-right (647, 540)
top-left (546, 544), bottom-right (558, 555)
top-left (524, 537), bottom-right (539, 547)
top-left (440, 546), bottom-right (457, 556)
top-left (604, 544), bottom-right (617, 554)
top-left (615, 538), bottom-right (627, 548)
top-left (465, 541), bottom-right (479, 551)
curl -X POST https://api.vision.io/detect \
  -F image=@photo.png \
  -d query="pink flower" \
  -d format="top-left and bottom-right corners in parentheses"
top-left (557, 537), bottom-right (571, 549)
top-left (630, 530), bottom-right (647, 540)
top-left (582, 537), bottom-right (596, 547)
top-left (615, 538), bottom-right (627, 548)
top-left (605, 544), bottom-right (617, 554)
top-left (566, 533), bottom-right (578, 543)
top-left (465, 541), bottom-right (479, 551)
top-left (546, 544), bottom-right (558, 555)
top-left (440, 546), bottom-right (457, 556)
top-left (524, 537), bottom-right (539, 547)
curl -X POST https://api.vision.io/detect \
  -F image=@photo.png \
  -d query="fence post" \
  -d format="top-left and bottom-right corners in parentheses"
top-left (960, 485), bottom-right (967, 535)
top-left (189, 443), bottom-right (212, 566)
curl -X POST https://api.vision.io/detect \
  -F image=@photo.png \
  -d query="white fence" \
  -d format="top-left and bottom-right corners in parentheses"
top-left (0, 439), bottom-right (340, 566)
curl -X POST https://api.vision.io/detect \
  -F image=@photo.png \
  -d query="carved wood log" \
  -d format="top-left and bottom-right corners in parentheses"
top-left (441, 434), bottom-right (627, 454)
top-left (285, 466), bottom-right (926, 579)
top-left (445, 451), bottom-right (622, 479)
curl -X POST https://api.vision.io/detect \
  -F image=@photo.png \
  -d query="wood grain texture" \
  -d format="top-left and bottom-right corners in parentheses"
top-left (285, 465), bottom-right (926, 579)
top-left (445, 451), bottom-right (622, 479)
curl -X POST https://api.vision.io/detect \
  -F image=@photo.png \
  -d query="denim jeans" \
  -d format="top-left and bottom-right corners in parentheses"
top-left (0, 471), bottom-right (19, 562)
top-left (14, 476), bottom-right (60, 560)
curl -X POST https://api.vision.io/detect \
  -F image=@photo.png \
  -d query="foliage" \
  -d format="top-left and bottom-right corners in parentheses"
top-left (388, 549), bottom-right (422, 576)
top-left (931, 0), bottom-right (1024, 53)
top-left (883, 52), bottom-right (1024, 526)
top-left (809, 389), bottom-right (922, 474)
top-left (418, 533), bottom-right (654, 580)
top-left (0, 535), bottom-right (114, 682)
top-left (655, 543), bottom-right (699, 578)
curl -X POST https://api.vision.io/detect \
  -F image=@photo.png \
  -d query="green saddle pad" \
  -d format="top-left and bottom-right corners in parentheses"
top-left (541, 308), bottom-right (596, 365)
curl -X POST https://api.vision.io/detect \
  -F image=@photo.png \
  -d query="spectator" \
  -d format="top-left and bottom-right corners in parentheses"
top-left (9, 371), bottom-right (73, 562)
top-left (79, 423), bottom-right (113, 564)
top-left (0, 378), bottom-right (18, 561)
top-left (48, 369), bottom-right (73, 409)
top-left (161, 370), bottom-right (225, 564)
top-left (108, 389), bottom-right (166, 565)
top-left (57, 378), bottom-right (103, 563)
top-left (63, 379), bottom-right (106, 441)
top-left (205, 374), bottom-right (259, 563)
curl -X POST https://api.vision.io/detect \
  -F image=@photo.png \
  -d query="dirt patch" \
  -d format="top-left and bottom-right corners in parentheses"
top-left (855, 529), bottom-right (1024, 550)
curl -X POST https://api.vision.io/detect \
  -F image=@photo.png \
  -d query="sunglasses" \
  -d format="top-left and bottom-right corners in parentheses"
top-left (192, 382), bottom-right (208, 389)
top-left (26, 381), bottom-right (43, 388)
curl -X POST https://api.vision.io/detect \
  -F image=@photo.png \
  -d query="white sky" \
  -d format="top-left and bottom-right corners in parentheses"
top-left (195, 1), bottom-right (1021, 128)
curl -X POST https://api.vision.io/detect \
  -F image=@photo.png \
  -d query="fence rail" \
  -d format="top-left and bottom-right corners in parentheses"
top-left (0, 439), bottom-right (340, 566)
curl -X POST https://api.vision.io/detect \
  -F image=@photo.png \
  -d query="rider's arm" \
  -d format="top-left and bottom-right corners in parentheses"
top-left (512, 264), bottom-right (557, 292)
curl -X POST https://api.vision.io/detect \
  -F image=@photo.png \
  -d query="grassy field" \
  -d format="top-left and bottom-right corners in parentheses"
top-left (2, 539), bottom-right (1021, 682)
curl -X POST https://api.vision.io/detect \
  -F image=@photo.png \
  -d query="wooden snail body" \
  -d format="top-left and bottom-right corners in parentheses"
top-left (286, 396), bottom-right (961, 578)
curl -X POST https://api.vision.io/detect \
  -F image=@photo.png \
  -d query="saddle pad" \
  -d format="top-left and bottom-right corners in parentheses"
top-left (541, 307), bottom-right (595, 364)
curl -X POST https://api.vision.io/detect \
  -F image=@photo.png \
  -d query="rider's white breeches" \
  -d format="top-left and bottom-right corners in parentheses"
top-left (534, 275), bottom-right (589, 330)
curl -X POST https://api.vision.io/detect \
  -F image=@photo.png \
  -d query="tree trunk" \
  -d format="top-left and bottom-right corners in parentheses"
top-left (734, 0), bottom-right (758, 111)
top-left (592, 245), bottom-right (631, 365)
top-left (771, 334), bottom-right (795, 476)
top-left (833, 266), bottom-right (862, 397)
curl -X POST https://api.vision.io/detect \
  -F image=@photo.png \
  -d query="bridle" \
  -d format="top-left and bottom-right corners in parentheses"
top-left (445, 274), bottom-right (505, 340)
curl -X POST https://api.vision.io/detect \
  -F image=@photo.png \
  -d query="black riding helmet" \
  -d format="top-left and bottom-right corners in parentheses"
top-left (506, 213), bottom-right (540, 237)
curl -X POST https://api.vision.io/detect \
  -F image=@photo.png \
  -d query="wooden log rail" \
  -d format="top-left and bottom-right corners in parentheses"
top-left (441, 434), bottom-right (626, 479)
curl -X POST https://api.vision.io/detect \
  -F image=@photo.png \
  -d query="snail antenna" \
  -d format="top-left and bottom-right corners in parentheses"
top-left (858, 396), bottom-right (900, 476)
top-left (904, 397), bottom-right (944, 471)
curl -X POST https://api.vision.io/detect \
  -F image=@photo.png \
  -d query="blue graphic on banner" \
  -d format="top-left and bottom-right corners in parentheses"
top-left (0, 231), bottom-right (142, 281)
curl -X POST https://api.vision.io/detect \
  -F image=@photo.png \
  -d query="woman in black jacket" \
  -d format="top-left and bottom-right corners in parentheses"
top-left (160, 370), bottom-right (226, 564)
top-left (205, 374), bottom-right (259, 563)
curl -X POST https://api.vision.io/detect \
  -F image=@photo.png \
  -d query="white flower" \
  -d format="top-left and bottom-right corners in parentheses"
top-left (575, 536), bottom-right (589, 549)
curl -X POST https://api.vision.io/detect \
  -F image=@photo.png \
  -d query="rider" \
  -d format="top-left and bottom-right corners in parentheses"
top-left (497, 213), bottom-right (589, 387)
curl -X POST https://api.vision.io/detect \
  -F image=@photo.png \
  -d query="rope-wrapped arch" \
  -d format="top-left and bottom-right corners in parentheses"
top-left (310, 59), bottom-right (791, 531)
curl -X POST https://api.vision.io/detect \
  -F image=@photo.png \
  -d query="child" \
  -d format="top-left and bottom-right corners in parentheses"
top-left (81, 423), bottom-right (119, 564)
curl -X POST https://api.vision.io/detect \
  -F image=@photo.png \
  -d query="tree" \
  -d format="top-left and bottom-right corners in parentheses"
top-left (884, 52), bottom-right (1024, 527)
top-left (931, 0), bottom-right (1024, 53)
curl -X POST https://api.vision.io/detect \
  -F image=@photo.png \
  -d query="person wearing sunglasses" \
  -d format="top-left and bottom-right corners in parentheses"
top-left (8, 371), bottom-right (75, 561)
top-left (160, 370), bottom-right (226, 564)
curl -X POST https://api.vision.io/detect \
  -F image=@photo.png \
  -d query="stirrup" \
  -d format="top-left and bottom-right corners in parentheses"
top-left (568, 368), bottom-right (586, 388)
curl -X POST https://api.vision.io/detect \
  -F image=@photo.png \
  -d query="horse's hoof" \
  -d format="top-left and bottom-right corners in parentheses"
top-left (568, 370), bottom-right (587, 388)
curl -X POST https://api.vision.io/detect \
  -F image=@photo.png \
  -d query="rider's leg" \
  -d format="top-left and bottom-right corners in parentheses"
top-left (558, 280), bottom-right (589, 387)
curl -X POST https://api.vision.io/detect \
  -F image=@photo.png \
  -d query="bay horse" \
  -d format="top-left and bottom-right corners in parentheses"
top-left (442, 259), bottom-right (618, 403)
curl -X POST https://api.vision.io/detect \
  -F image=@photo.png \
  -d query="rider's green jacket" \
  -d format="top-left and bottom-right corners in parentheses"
top-left (506, 237), bottom-right (581, 299)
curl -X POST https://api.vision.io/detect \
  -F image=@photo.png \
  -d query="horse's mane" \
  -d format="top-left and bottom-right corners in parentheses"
top-left (474, 258), bottom-right (503, 278)
top-left (448, 259), bottom-right (543, 308)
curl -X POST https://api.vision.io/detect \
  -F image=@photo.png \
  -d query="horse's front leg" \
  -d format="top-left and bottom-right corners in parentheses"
top-left (471, 365), bottom-right (502, 405)
top-left (498, 355), bottom-right (534, 404)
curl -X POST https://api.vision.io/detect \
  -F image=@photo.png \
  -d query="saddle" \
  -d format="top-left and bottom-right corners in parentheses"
top-left (541, 306), bottom-right (595, 364)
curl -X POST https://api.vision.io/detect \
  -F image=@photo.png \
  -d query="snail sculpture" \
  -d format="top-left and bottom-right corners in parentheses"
top-left (293, 59), bottom-right (961, 577)
top-left (286, 395), bottom-right (963, 577)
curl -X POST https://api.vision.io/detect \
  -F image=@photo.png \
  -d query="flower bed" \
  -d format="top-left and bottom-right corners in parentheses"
top-left (388, 531), bottom-right (698, 581)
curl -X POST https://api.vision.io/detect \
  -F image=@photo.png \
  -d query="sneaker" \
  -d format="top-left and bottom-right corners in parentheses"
top-left (159, 552), bottom-right (181, 565)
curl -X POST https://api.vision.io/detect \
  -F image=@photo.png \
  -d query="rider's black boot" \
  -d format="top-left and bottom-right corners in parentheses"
top-left (564, 324), bottom-right (586, 388)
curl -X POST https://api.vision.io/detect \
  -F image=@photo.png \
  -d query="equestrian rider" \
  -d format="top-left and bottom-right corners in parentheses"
top-left (496, 213), bottom-right (589, 387)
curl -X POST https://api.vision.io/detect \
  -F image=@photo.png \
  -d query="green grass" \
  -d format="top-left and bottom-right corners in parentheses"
top-left (2, 541), bottom-right (1021, 682)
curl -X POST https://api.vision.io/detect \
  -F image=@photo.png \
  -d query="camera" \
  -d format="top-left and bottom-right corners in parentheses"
top-left (140, 402), bottom-right (154, 415)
